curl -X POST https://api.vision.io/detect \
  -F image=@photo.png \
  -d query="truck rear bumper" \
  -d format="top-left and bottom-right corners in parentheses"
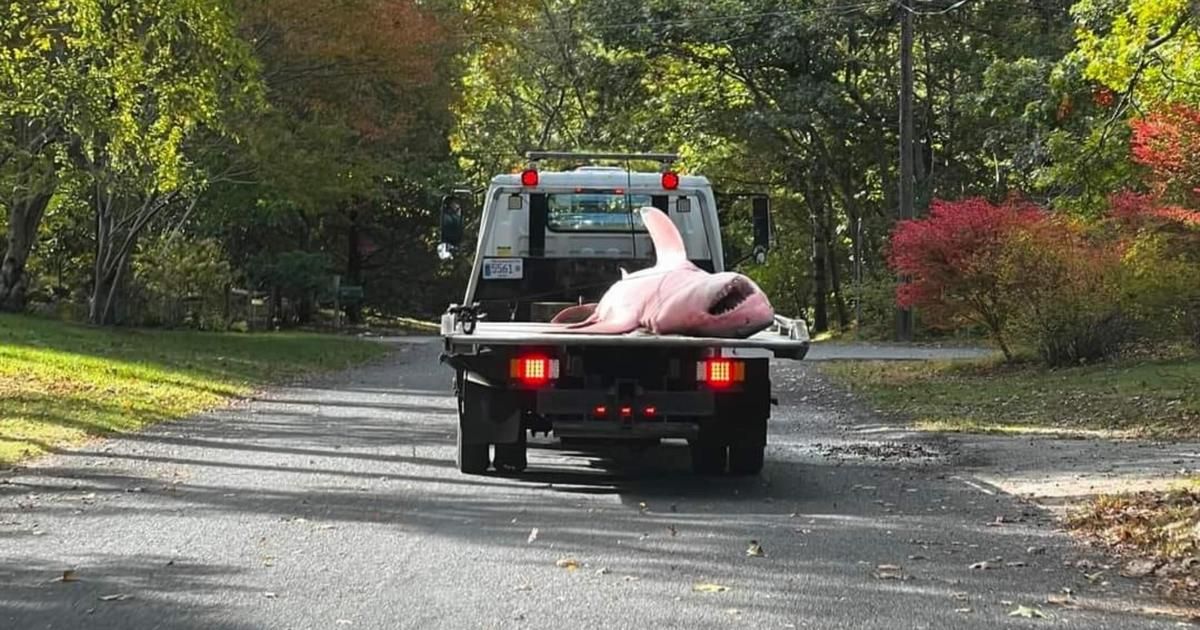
top-left (536, 389), bottom-right (714, 417)
top-left (552, 420), bottom-right (699, 440)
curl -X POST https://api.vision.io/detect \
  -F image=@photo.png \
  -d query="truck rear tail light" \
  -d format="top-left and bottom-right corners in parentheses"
top-left (593, 405), bottom-right (608, 418)
top-left (510, 355), bottom-right (558, 386)
top-left (662, 171), bottom-right (680, 190)
top-left (696, 359), bottom-right (745, 389)
top-left (520, 169), bottom-right (539, 187)
top-left (642, 406), bottom-right (657, 417)
top-left (619, 406), bottom-right (633, 418)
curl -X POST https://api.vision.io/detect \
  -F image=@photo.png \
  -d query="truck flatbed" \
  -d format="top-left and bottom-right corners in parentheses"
top-left (442, 317), bottom-right (810, 358)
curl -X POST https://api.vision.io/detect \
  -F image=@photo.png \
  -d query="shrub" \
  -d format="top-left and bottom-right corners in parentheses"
top-left (133, 237), bottom-right (235, 329)
top-left (888, 197), bottom-right (1048, 359)
top-left (1109, 192), bottom-right (1200, 351)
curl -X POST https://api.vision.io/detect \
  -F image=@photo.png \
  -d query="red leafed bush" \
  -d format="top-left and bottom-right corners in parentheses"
top-left (888, 198), bottom-right (1049, 360)
top-left (1130, 105), bottom-right (1200, 204)
top-left (890, 197), bottom-right (1131, 364)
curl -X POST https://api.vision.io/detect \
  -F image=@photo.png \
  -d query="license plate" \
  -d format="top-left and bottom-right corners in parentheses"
top-left (482, 258), bottom-right (523, 280)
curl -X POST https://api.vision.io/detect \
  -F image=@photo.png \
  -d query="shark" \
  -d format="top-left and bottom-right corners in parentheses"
top-left (551, 207), bottom-right (775, 338)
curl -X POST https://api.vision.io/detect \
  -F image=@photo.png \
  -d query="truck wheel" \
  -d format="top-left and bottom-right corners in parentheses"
top-left (456, 409), bottom-right (490, 474)
top-left (690, 440), bottom-right (727, 475)
top-left (728, 442), bottom-right (764, 476)
top-left (457, 438), bottom-right (490, 474)
top-left (493, 442), bottom-right (527, 474)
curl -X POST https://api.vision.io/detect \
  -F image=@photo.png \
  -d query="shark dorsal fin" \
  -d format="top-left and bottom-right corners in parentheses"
top-left (639, 207), bottom-right (688, 268)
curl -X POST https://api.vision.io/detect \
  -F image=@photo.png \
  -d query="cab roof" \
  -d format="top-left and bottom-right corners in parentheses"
top-left (490, 169), bottom-right (711, 190)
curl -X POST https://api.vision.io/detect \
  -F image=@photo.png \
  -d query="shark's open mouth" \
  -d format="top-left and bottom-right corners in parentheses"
top-left (708, 281), bottom-right (753, 316)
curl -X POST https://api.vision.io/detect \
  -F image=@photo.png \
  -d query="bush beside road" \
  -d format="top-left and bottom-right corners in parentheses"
top-left (0, 314), bottom-right (388, 465)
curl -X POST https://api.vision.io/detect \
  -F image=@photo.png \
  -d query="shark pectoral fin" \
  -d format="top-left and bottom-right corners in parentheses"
top-left (551, 303), bottom-right (598, 324)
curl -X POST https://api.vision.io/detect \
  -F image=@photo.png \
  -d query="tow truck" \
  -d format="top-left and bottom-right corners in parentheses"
top-left (438, 152), bottom-right (809, 475)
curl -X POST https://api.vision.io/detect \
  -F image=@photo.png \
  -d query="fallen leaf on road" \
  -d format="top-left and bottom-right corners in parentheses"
top-left (98, 594), bottom-right (130, 602)
top-left (527, 528), bottom-right (539, 544)
top-left (969, 561), bottom-right (995, 570)
top-left (1120, 559), bottom-right (1159, 578)
top-left (872, 564), bottom-right (908, 580)
top-left (555, 558), bottom-right (580, 571)
top-left (1046, 593), bottom-right (1076, 608)
top-left (263, 592), bottom-right (278, 599)
top-left (1008, 605), bottom-right (1047, 619)
top-left (1084, 570), bottom-right (1106, 583)
top-left (693, 583), bottom-right (729, 593)
top-left (59, 570), bottom-right (78, 583)
top-left (746, 541), bottom-right (765, 557)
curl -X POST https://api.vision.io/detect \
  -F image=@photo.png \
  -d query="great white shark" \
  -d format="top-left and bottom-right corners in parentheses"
top-left (551, 207), bottom-right (775, 338)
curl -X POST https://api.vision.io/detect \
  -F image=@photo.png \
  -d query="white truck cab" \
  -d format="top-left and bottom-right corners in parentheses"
top-left (438, 152), bottom-right (808, 476)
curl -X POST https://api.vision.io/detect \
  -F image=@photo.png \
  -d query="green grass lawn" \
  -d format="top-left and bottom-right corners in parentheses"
top-left (820, 355), bottom-right (1200, 438)
top-left (0, 313), bottom-right (389, 465)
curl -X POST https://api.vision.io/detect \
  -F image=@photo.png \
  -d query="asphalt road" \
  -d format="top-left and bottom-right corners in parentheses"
top-left (0, 339), bottom-right (1182, 629)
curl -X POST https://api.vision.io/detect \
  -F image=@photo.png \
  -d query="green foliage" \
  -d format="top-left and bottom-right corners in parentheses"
top-left (250, 251), bottom-right (332, 302)
top-left (132, 236), bottom-right (236, 329)
top-left (1073, 0), bottom-right (1200, 107)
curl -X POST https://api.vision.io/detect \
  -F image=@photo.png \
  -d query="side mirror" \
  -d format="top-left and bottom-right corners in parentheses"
top-left (752, 196), bottom-right (771, 263)
top-left (439, 193), bottom-right (465, 259)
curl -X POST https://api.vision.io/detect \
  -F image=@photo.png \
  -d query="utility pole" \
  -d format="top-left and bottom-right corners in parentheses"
top-left (895, 0), bottom-right (915, 342)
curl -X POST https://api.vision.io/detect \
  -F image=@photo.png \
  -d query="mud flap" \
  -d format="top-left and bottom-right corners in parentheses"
top-left (460, 374), bottom-right (523, 445)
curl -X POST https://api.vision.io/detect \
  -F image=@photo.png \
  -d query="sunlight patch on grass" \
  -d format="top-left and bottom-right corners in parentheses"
top-left (821, 354), bottom-right (1200, 438)
top-left (0, 314), bottom-right (388, 464)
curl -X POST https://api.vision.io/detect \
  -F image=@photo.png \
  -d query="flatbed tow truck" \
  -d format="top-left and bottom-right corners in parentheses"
top-left (438, 152), bottom-right (810, 475)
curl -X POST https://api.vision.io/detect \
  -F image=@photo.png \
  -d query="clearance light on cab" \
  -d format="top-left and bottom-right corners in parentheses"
top-left (520, 168), bottom-right (539, 187)
top-left (661, 171), bottom-right (680, 190)
top-left (510, 355), bottom-right (559, 386)
top-left (696, 359), bottom-right (745, 389)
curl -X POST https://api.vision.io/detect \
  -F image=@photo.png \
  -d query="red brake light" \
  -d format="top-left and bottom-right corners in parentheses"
top-left (662, 171), bottom-right (680, 190)
top-left (643, 406), bottom-right (657, 417)
top-left (510, 354), bottom-right (558, 386)
top-left (619, 406), bottom-right (633, 418)
top-left (521, 169), bottom-right (539, 187)
top-left (698, 359), bottom-right (744, 389)
top-left (593, 405), bottom-right (608, 418)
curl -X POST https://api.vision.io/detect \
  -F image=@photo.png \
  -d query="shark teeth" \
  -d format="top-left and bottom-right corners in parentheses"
top-left (709, 282), bottom-right (751, 315)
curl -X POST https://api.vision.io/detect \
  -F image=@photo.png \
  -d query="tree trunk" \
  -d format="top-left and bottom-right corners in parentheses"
top-left (0, 190), bottom-right (54, 312)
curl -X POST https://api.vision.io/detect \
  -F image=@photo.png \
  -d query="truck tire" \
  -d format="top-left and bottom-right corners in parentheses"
top-left (457, 428), bottom-right (490, 474)
top-left (690, 440), bottom-right (727, 475)
top-left (493, 431), bottom-right (528, 474)
top-left (727, 442), bottom-right (764, 475)
top-left (456, 388), bottom-right (490, 474)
